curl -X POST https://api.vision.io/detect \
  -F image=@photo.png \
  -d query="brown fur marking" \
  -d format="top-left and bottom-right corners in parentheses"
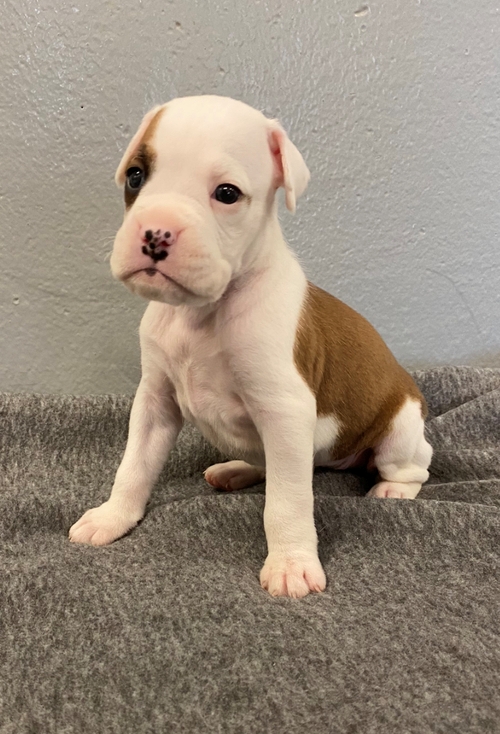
top-left (124, 107), bottom-right (165, 209)
top-left (294, 283), bottom-right (427, 460)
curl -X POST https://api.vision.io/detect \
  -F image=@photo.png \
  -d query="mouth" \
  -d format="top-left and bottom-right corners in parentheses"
top-left (124, 267), bottom-right (196, 297)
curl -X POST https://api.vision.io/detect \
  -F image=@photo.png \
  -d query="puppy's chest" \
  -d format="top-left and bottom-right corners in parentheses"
top-left (148, 315), bottom-right (257, 447)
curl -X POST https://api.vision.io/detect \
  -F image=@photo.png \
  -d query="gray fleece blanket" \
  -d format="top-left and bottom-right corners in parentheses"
top-left (1, 366), bottom-right (499, 734)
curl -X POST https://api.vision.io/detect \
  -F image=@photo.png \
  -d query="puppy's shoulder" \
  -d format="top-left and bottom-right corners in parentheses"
top-left (294, 281), bottom-right (424, 416)
top-left (294, 281), bottom-right (388, 367)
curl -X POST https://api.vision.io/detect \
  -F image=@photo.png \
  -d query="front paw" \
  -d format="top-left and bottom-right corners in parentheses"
top-left (69, 501), bottom-right (141, 546)
top-left (260, 552), bottom-right (326, 598)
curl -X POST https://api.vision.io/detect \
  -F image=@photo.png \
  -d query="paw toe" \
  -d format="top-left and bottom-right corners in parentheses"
top-left (260, 554), bottom-right (326, 598)
top-left (367, 481), bottom-right (420, 499)
top-left (69, 504), bottom-right (139, 546)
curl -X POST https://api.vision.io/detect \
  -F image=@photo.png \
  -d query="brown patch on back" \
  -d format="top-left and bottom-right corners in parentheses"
top-left (294, 283), bottom-right (427, 460)
top-left (123, 107), bottom-right (166, 209)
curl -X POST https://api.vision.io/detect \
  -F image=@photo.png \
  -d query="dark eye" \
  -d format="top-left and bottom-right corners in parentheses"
top-left (214, 184), bottom-right (242, 205)
top-left (126, 166), bottom-right (145, 191)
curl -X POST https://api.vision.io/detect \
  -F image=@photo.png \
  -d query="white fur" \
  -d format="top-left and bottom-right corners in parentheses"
top-left (69, 96), bottom-right (430, 598)
top-left (367, 398), bottom-right (433, 499)
top-left (314, 415), bottom-right (341, 465)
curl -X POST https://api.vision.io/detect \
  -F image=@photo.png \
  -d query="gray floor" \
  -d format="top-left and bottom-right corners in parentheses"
top-left (1, 366), bottom-right (499, 733)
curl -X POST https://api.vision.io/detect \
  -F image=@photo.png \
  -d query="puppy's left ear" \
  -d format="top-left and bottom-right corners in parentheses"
top-left (114, 105), bottom-right (164, 187)
top-left (268, 121), bottom-right (310, 213)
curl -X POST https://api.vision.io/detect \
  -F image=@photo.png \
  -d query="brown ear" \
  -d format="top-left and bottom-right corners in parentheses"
top-left (268, 121), bottom-right (310, 213)
top-left (114, 105), bottom-right (165, 187)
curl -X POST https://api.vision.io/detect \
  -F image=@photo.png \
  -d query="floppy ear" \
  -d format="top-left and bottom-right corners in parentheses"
top-left (268, 121), bottom-right (310, 213)
top-left (114, 105), bottom-right (164, 187)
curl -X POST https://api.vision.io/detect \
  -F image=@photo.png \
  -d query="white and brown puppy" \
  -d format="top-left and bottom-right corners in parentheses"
top-left (69, 95), bottom-right (432, 598)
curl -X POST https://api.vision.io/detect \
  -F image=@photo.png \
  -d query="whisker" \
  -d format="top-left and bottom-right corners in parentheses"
top-left (94, 235), bottom-right (116, 259)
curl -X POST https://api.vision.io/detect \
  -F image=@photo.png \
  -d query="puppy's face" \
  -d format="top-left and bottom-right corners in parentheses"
top-left (110, 96), bottom-right (309, 307)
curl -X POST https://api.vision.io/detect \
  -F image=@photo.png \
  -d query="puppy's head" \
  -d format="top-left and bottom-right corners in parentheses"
top-left (111, 95), bottom-right (310, 307)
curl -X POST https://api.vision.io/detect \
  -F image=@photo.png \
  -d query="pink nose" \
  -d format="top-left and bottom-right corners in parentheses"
top-left (141, 228), bottom-right (176, 262)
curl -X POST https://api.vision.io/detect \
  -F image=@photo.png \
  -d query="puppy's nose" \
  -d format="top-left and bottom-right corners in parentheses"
top-left (141, 228), bottom-right (176, 262)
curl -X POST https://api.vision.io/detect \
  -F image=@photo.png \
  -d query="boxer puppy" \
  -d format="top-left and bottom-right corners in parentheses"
top-left (70, 95), bottom-right (432, 598)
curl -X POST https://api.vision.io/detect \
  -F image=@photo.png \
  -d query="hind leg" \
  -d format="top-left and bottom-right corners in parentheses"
top-left (204, 460), bottom-right (265, 491)
top-left (367, 398), bottom-right (432, 500)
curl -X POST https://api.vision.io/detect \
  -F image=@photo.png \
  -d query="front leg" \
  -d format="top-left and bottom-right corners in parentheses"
top-left (252, 385), bottom-right (326, 598)
top-left (69, 372), bottom-right (182, 546)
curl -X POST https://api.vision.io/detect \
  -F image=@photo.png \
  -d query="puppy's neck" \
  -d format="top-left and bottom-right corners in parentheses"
top-left (237, 200), bottom-right (289, 272)
top-left (181, 206), bottom-right (293, 320)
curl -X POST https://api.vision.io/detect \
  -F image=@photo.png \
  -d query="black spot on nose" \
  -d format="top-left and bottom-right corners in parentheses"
top-left (153, 250), bottom-right (168, 262)
top-left (164, 231), bottom-right (171, 239)
top-left (144, 230), bottom-right (153, 242)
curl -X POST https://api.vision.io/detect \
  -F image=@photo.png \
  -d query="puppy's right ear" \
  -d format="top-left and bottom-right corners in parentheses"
top-left (114, 105), bottom-right (164, 187)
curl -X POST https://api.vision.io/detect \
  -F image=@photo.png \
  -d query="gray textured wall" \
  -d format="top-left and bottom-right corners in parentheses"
top-left (1, 0), bottom-right (499, 394)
